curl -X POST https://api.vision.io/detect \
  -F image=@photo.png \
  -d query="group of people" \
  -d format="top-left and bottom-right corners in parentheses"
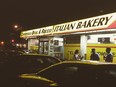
top-left (74, 47), bottom-right (113, 62)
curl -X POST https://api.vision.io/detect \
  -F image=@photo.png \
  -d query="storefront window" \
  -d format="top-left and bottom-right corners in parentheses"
top-left (64, 35), bottom-right (80, 44)
top-left (87, 33), bottom-right (116, 63)
top-left (98, 38), bottom-right (110, 43)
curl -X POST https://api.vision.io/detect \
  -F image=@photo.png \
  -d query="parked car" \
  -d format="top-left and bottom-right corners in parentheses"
top-left (0, 49), bottom-right (24, 57)
top-left (0, 54), bottom-right (61, 74)
top-left (0, 54), bottom-right (61, 87)
top-left (19, 60), bottom-right (116, 87)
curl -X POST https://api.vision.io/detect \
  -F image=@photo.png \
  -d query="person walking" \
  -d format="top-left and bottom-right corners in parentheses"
top-left (90, 48), bottom-right (100, 61)
top-left (103, 47), bottom-right (113, 62)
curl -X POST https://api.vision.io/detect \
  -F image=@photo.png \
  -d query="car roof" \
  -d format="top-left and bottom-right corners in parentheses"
top-left (38, 60), bottom-right (116, 73)
top-left (63, 60), bottom-right (115, 64)
top-left (48, 60), bottom-right (116, 66)
top-left (17, 54), bottom-right (61, 61)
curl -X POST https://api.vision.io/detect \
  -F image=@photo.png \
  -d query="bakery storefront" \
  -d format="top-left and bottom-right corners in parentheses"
top-left (20, 12), bottom-right (116, 62)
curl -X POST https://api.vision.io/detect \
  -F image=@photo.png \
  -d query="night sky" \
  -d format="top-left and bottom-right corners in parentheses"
top-left (0, 0), bottom-right (116, 41)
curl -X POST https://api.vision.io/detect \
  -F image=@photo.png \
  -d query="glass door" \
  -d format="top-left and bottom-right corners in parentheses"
top-left (39, 41), bottom-right (49, 55)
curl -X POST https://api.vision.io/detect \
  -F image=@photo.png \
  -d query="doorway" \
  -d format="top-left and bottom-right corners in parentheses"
top-left (39, 41), bottom-right (49, 55)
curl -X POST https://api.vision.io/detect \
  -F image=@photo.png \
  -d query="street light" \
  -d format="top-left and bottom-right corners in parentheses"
top-left (10, 24), bottom-right (22, 43)
top-left (13, 24), bottom-right (22, 31)
top-left (11, 39), bottom-right (15, 43)
top-left (14, 25), bottom-right (18, 29)
top-left (1, 41), bottom-right (4, 45)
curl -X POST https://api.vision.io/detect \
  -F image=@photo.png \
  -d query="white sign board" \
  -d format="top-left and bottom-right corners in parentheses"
top-left (20, 12), bottom-right (116, 38)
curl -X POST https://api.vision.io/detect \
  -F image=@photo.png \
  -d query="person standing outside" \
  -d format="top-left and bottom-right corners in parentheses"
top-left (104, 47), bottom-right (113, 62)
top-left (74, 49), bottom-right (82, 61)
top-left (90, 48), bottom-right (100, 61)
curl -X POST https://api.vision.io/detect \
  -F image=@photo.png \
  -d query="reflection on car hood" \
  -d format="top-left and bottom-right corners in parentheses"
top-left (20, 73), bottom-right (54, 83)
top-left (20, 73), bottom-right (58, 86)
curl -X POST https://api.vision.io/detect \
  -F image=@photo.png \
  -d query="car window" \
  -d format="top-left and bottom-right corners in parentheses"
top-left (44, 57), bottom-right (59, 64)
top-left (38, 63), bottom-right (80, 79)
top-left (63, 66), bottom-right (78, 75)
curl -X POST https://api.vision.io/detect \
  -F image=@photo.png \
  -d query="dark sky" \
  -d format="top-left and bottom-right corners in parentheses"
top-left (0, 0), bottom-right (116, 41)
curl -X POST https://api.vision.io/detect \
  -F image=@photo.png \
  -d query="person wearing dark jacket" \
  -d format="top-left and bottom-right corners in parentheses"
top-left (103, 47), bottom-right (113, 62)
top-left (90, 48), bottom-right (100, 61)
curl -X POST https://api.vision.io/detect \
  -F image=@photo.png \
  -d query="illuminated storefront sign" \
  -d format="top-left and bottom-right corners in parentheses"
top-left (20, 26), bottom-right (53, 38)
top-left (53, 13), bottom-right (116, 34)
top-left (39, 26), bottom-right (53, 35)
top-left (20, 30), bottom-right (32, 37)
top-left (20, 12), bottom-right (116, 38)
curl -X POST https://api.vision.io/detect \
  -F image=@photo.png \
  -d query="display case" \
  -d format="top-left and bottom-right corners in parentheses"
top-left (49, 37), bottom-right (64, 60)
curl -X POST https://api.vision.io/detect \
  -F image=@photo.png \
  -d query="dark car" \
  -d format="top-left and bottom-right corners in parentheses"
top-left (0, 49), bottom-right (24, 57)
top-left (0, 54), bottom-right (61, 74)
top-left (0, 54), bottom-right (61, 87)
top-left (16, 55), bottom-right (61, 73)
top-left (19, 60), bottom-right (116, 87)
